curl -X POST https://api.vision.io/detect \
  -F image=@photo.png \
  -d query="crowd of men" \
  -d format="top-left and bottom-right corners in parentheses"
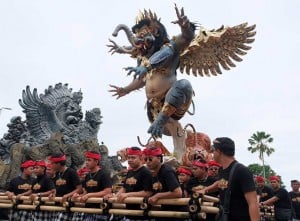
top-left (0, 137), bottom-right (299, 221)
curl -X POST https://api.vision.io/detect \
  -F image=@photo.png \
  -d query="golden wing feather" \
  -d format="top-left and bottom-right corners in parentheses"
top-left (179, 22), bottom-right (256, 77)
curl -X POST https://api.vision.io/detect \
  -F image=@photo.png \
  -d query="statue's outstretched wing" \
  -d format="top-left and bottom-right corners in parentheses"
top-left (18, 83), bottom-right (73, 142)
top-left (179, 23), bottom-right (256, 76)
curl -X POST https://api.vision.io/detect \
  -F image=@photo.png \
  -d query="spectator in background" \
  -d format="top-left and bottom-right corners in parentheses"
top-left (289, 179), bottom-right (300, 221)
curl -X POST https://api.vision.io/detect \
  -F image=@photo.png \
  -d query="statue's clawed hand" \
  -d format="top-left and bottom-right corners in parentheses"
top-left (172, 4), bottom-right (189, 29)
top-left (124, 66), bottom-right (148, 80)
top-left (147, 122), bottom-right (163, 138)
top-left (107, 39), bottom-right (123, 55)
top-left (108, 85), bottom-right (128, 99)
top-left (147, 113), bottom-right (169, 138)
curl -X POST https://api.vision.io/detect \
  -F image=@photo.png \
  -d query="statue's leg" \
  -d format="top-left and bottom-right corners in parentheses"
top-left (147, 79), bottom-right (193, 137)
top-left (164, 119), bottom-right (186, 164)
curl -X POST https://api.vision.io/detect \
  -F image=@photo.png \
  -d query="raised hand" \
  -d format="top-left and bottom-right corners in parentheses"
top-left (108, 84), bottom-right (128, 99)
top-left (171, 4), bottom-right (189, 29)
top-left (107, 39), bottom-right (123, 55)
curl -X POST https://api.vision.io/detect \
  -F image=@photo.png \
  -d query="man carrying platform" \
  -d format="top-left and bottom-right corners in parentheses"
top-left (72, 151), bottom-right (112, 221)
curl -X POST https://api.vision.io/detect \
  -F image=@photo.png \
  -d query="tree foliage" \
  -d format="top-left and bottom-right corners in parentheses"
top-left (248, 131), bottom-right (275, 178)
top-left (248, 163), bottom-right (276, 178)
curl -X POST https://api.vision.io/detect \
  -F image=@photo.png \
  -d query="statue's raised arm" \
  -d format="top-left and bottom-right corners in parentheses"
top-left (171, 4), bottom-right (196, 51)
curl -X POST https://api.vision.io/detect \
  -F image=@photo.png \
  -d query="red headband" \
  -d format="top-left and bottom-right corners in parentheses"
top-left (269, 176), bottom-right (280, 182)
top-left (85, 151), bottom-right (101, 160)
top-left (143, 147), bottom-right (162, 156)
top-left (192, 161), bottom-right (207, 168)
top-left (207, 160), bottom-right (221, 167)
top-left (177, 167), bottom-right (192, 176)
top-left (127, 148), bottom-right (142, 156)
top-left (21, 160), bottom-right (36, 168)
top-left (35, 161), bottom-right (46, 167)
top-left (255, 176), bottom-right (265, 182)
top-left (77, 167), bottom-right (90, 176)
top-left (48, 154), bottom-right (66, 163)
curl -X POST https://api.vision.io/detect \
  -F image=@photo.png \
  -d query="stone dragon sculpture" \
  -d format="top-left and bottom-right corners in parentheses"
top-left (108, 5), bottom-right (256, 163)
top-left (0, 83), bottom-right (123, 189)
top-left (18, 83), bottom-right (102, 144)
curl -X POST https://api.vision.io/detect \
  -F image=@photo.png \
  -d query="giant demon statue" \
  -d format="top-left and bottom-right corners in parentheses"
top-left (108, 5), bottom-right (256, 163)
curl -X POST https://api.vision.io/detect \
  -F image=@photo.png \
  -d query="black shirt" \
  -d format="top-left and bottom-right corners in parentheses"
top-left (123, 166), bottom-right (153, 218)
top-left (32, 174), bottom-right (55, 193)
top-left (7, 176), bottom-right (34, 195)
top-left (218, 161), bottom-right (256, 221)
top-left (153, 164), bottom-right (181, 211)
top-left (186, 175), bottom-right (217, 196)
top-left (273, 188), bottom-right (292, 209)
top-left (289, 191), bottom-right (300, 218)
top-left (257, 185), bottom-right (274, 202)
top-left (186, 175), bottom-right (217, 221)
top-left (83, 168), bottom-right (112, 208)
top-left (53, 167), bottom-right (81, 197)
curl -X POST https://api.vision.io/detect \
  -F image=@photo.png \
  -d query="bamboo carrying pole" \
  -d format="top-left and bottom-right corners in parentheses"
top-left (0, 195), bottom-right (220, 217)
top-left (109, 209), bottom-right (207, 219)
top-left (0, 195), bottom-right (218, 206)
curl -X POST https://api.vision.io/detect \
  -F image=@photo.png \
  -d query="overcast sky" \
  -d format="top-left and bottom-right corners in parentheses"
top-left (0, 0), bottom-right (299, 189)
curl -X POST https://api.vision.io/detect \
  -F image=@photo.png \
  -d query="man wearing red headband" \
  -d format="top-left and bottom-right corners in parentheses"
top-left (49, 153), bottom-right (82, 221)
top-left (5, 160), bottom-right (35, 220)
top-left (199, 137), bottom-right (260, 221)
top-left (30, 160), bottom-right (56, 220)
top-left (255, 175), bottom-right (273, 203)
top-left (109, 147), bottom-right (153, 221)
top-left (177, 166), bottom-right (192, 197)
top-left (261, 176), bottom-right (293, 220)
top-left (144, 146), bottom-right (183, 221)
top-left (207, 160), bottom-right (221, 178)
top-left (72, 150), bottom-right (112, 221)
top-left (186, 159), bottom-right (218, 221)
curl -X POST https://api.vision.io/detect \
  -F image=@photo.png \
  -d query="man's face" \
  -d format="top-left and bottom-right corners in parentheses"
top-left (34, 165), bottom-right (45, 176)
top-left (127, 155), bottom-right (142, 170)
top-left (270, 180), bottom-right (280, 189)
top-left (191, 166), bottom-right (207, 179)
top-left (256, 181), bottom-right (265, 188)
top-left (51, 162), bottom-right (60, 172)
top-left (23, 166), bottom-right (34, 176)
top-left (145, 155), bottom-right (160, 170)
top-left (46, 167), bottom-right (54, 178)
top-left (178, 173), bottom-right (190, 184)
top-left (291, 181), bottom-right (300, 191)
top-left (85, 158), bottom-right (98, 169)
top-left (208, 166), bottom-right (219, 177)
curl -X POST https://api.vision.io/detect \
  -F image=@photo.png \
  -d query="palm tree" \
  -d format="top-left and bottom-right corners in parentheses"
top-left (248, 131), bottom-right (275, 178)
